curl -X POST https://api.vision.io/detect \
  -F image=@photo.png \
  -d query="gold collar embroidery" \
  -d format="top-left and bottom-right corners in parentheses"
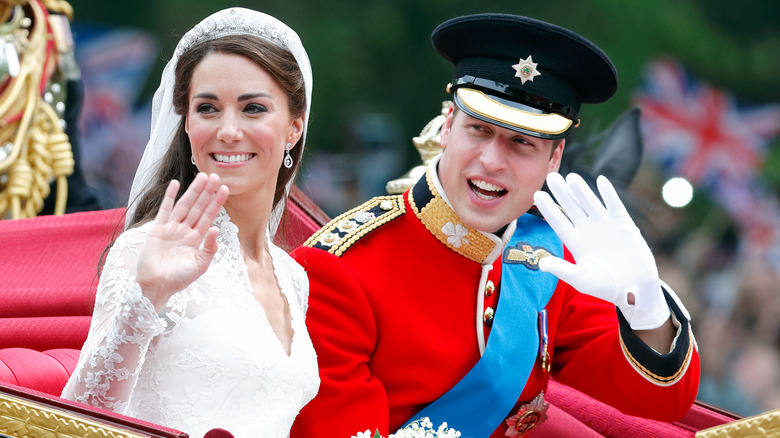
top-left (409, 169), bottom-right (498, 264)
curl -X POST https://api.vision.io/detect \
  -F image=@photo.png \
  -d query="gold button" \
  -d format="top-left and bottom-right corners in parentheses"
top-left (485, 280), bottom-right (495, 297)
top-left (483, 307), bottom-right (494, 326)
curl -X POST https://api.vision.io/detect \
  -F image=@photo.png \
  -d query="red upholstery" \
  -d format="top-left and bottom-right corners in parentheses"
top-left (0, 208), bottom-right (122, 351)
top-left (0, 190), bottom-right (738, 436)
top-left (0, 208), bottom-right (120, 393)
top-left (543, 379), bottom-right (740, 437)
top-left (0, 348), bottom-right (79, 396)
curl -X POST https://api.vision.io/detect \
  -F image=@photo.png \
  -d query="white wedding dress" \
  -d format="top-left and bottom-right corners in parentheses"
top-left (62, 209), bottom-right (320, 438)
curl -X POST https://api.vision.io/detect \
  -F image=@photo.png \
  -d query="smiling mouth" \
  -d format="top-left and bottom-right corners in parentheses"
top-left (211, 153), bottom-right (256, 163)
top-left (469, 179), bottom-right (507, 201)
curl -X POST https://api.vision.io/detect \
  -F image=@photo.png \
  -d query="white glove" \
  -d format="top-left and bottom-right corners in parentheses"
top-left (533, 172), bottom-right (670, 330)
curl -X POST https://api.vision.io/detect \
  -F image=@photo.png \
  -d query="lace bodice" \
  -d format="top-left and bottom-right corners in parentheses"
top-left (62, 210), bottom-right (319, 438)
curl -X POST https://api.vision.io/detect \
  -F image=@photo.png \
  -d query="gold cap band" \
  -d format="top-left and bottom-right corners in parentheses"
top-left (456, 88), bottom-right (574, 137)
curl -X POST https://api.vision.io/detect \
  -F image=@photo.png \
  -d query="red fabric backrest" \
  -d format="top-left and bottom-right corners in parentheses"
top-left (0, 209), bottom-right (123, 351)
top-left (0, 348), bottom-right (80, 396)
top-left (0, 208), bottom-right (122, 299)
top-left (544, 379), bottom-right (739, 437)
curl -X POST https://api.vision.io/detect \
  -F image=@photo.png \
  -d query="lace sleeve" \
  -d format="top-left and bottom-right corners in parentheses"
top-left (61, 226), bottom-right (167, 413)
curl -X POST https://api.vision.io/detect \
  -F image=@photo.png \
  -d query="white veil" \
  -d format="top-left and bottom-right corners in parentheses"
top-left (124, 7), bottom-right (313, 236)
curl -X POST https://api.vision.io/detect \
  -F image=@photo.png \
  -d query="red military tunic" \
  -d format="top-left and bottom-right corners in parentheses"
top-left (290, 169), bottom-right (699, 437)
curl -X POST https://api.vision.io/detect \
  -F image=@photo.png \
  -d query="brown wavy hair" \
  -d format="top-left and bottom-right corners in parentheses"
top-left (128, 34), bottom-right (306, 229)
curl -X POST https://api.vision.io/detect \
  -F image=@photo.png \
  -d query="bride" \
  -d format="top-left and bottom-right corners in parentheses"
top-left (61, 7), bottom-right (318, 438)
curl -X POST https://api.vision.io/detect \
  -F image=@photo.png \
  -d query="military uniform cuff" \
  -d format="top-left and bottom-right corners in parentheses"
top-left (617, 287), bottom-right (694, 386)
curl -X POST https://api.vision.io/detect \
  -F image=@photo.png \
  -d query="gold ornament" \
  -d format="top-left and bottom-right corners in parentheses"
top-left (0, 0), bottom-right (77, 218)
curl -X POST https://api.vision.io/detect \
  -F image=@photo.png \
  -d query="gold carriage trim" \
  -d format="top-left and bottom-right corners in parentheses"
top-left (695, 408), bottom-right (780, 437)
top-left (303, 195), bottom-right (405, 256)
top-left (409, 170), bottom-right (496, 264)
top-left (0, 392), bottom-right (147, 438)
top-left (619, 325), bottom-right (694, 386)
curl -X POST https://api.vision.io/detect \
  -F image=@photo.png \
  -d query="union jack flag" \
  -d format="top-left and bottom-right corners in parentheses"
top-left (634, 58), bottom-right (780, 265)
top-left (635, 59), bottom-right (780, 188)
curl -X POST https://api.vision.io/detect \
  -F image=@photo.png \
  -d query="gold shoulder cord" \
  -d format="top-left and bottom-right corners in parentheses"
top-left (0, 0), bottom-right (75, 219)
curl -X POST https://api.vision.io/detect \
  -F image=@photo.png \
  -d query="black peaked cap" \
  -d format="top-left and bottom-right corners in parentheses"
top-left (431, 13), bottom-right (618, 133)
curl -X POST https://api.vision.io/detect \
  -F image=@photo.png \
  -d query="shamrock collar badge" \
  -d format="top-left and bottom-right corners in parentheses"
top-left (512, 55), bottom-right (541, 85)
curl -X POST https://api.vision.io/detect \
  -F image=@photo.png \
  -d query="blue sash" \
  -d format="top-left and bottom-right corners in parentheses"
top-left (403, 214), bottom-right (561, 437)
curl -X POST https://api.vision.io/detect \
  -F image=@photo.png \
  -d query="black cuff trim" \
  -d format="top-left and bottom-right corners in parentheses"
top-left (617, 287), bottom-right (693, 385)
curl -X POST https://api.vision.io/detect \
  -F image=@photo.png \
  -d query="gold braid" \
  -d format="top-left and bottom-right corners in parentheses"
top-left (0, 0), bottom-right (75, 218)
top-left (40, 0), bottom-right (72, 20)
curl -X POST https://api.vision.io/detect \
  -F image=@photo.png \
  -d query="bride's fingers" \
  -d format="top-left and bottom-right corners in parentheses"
top-left (183, 174), bottom-right (222, 228)
top-left (169, 173), bottom-right (208, 223)
top-left (155, 180), bottom-right (180, 224)
top-left (194, 184), bottom-right (229, 236)
top-left (198, 226), bottom-right (221, 267)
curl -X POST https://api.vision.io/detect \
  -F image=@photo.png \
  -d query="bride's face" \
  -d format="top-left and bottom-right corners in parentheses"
top-left (185, 52), bottom-right (303, 199)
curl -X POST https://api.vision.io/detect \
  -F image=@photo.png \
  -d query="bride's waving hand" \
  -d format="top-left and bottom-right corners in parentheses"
top-left (137, 173), bottom-right (228, 311)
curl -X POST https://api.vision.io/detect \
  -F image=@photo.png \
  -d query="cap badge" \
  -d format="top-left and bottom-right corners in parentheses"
top-left (512, 55), bottom-right (541, 85)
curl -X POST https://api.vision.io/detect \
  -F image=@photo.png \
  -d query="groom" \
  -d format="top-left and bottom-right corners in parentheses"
top-left (291, 13), bottom-right (699, 437)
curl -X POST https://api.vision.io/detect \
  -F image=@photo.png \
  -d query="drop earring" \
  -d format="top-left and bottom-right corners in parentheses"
top-left (191, 155), bottom-right (196, 166)
top-left (283, 143), bottom-right (294, 169)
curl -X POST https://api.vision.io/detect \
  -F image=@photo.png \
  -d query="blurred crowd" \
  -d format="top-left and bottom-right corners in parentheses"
top-left (634, 164), bottom-right (780, 417)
